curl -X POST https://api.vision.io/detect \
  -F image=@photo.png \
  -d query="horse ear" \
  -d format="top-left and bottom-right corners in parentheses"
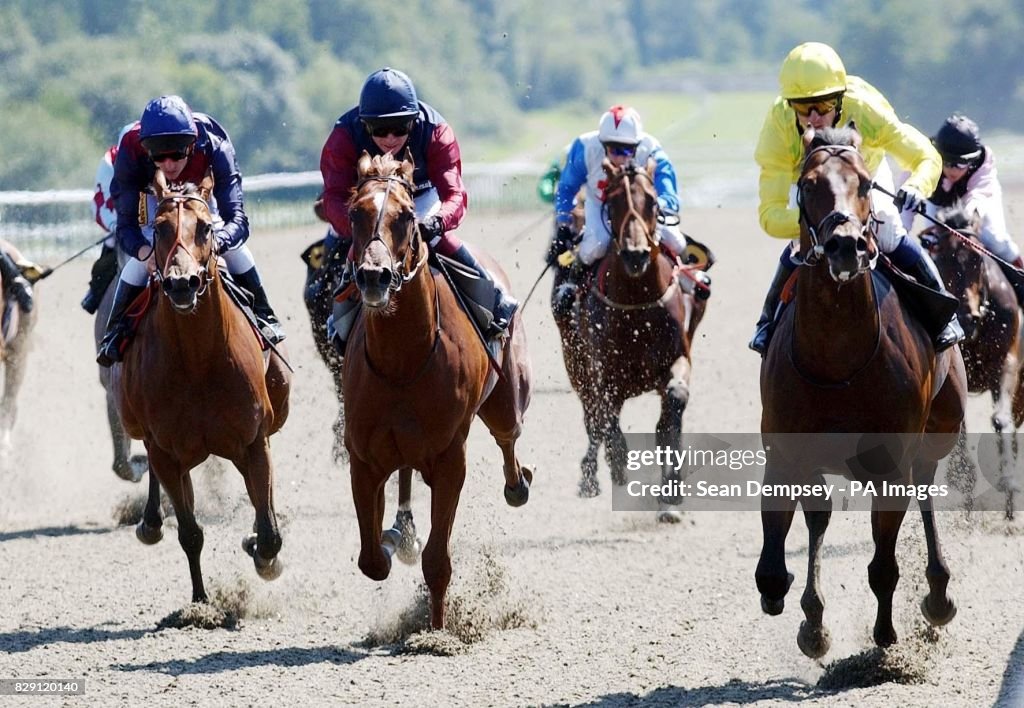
top-left (152, 168), bottom-right (169, 199)
top-left (845, 120), bottom-right (862, 149)
top-left (199, 169), bottom-right (214, 202)
top-left (645, 156), bottom-right (656, 178)
top-left (357, 150), bottom-right (372, 178)
top-left (801, 125), bottom-right (816, 152)
top-left (400, 147), bottom-right (415, 183)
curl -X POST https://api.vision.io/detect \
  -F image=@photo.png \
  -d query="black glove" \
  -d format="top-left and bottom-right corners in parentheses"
top-left (214, 226), bottom-right (230, 254)
top-left (547, 224), bottom-right (574, 265)
top-left (894, 187), bottom-right (925, 214)
top-left (419, 215), bottom-right (444, 244)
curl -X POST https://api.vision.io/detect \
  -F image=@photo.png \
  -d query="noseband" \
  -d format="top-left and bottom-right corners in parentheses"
top-left (603, 166), bottom-right (658, 251)
top-left (154, 193), bottom-right (215, 296)
top-left (796, 145), bottom-right (877, 268)
top-left (353, 175), bottom-right (428, 291)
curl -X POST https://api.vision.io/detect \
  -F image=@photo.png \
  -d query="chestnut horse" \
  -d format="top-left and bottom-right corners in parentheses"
top-left (112, 171), bottom-right (291, 604)
top-left (757, 125), bottom-right (967, 657)
top-left (560, 159), bottom-right (707, 517)
top-left (0, 240), bottom-right (38, 459)
top-left (343, 152), bottom-right (532, 629)
top-left (924, 203), bottom-right (1024, 515)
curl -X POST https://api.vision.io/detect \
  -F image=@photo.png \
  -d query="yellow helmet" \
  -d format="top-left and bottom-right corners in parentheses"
top-left (778, 42), bottom-right (847, 100)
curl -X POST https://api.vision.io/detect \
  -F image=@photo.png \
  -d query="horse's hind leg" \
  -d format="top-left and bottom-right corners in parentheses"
top-left (236, 437), bottom-right (283, 580)
top-left (797, 495), bottom-right (833, 658)
top-left (476, 353), bottom-right (533, 507)
top-left (0, 329), bottom-right (30, 457)
top-left (421, 445), bottom-right (468, 630)
top-left (392, 467), bottom-right (421, 565)
top-left (135, 466), bottom-right (164, 545)
top-left (149, 445), bottom-right (206, 603)
top-left (868, 501), bottom-right (910, 647)
top-left (915, 458), bottom-right (957, 626)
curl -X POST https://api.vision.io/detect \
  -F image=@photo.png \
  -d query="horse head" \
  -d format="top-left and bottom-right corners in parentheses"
top-left (151, 170), bottom-right (216, 312)
top-left (602, 158), bottom-right (659, 277)
top-left (923, 202), bottom-right (987, 338)
top-left (798, 124), bottom-right (877, 283)
top-left (349, 151), bottom-right (424, 310)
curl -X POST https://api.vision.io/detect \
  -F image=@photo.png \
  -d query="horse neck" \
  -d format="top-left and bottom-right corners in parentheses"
top-left (363, 253), bottom-right (438, 378)
top-left (154, 275), bottom-right (234, 365)
top-left (602, 251), bottom-right (673, 304)
top-left (792, 264), bottom-right (879, 379)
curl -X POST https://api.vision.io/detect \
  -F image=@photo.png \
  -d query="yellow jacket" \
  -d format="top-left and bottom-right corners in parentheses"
top-left (754, 75), bottom-right (941, 239)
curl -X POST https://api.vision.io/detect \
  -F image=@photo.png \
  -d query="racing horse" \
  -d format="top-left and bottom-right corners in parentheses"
top-left (563, 158), bottom-right (707, 516)
top-left (343, 151), bottom-right (532, 629)
top-left (757, 125), bottom-right (967, 657)
top-left (0, 240), bottom-right (38, 459)
top-left (923, 203), bottom-right (1024, 515)
top-left (112, 170), bottom-right (291, 605)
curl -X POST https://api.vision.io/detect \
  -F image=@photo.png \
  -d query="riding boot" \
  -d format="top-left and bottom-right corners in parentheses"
top-left (441, 244), bottom-right (519, 338)
top-left (326, 263), bottom-right (360, 358)
top-left (552, 257), bottom-right (593, 319)
top-left (233, 266), bottom-right (286, 344)
top-left (81, 244), bottom-right (118, 314)
top-left (0, 250), bottom-right (33, 314)
top-left (901, 255), bottom-right (965, 352)
top-left (96, 280), bottom-right (148, 367)
top-left (748, 260), bottom-right (796, 355)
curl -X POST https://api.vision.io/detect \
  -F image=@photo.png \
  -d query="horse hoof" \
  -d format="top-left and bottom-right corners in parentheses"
top-left (578, 476), bottom-right (600, 498)
top-left (255, 556), bottom-right (283, 581)
top-left (760, 594), bottom-right (785, 616)
top-left (395, 534), bottom-right (422, 566)
top-left (657, 510), bottom-right (683, 524)
top-left (135, 521), bottom-right (163, 545)
top-left (504, 469), bottom-right (531, 507)
top-left (873, 625), bottom-right (898, 647)
top-left (797, 621), bottom-right (832, 659)
top-left (381, 528), bottom-right (402, 558)
top-left (129, 454), bottom-right (148, 483)
top-left (921, 595), bottom-right (957, 626)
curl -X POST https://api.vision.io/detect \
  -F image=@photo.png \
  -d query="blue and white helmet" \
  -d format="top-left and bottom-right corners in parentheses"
top-left (358, 68), bottom-right (419, 120)
top-left (139, 95), bottom-right (198, 154)
top-left (598, 105), bottom-right (642, 146)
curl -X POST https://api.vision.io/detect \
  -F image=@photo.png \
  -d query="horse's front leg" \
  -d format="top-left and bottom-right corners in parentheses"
top-left (603, 395), bottom-right (629, 487)
top-left (135, 464), bottom-right (164, 545)
top-left (392, 467), bottom-right (421, 565)
top-left (915, 457), bottom-right (957, 627)
top-left (655, 355), bottom-right (692, 523)
top-left (148, 443), bottom-right (206, 603)
top-left (756, 458), bottom-right (797, 616)
top-left (868, 499), bottom-right (910, 647)
top-left (236, 437), bottom-right (283, 581)
top-left (421, 443), bottom-right (468, 630)
top-left (0, 325), bottom-right (30, 458)
top-left (797, 483), bottom-right (832, 658)
top-left (350, 456), bottom-right (392, 582)
top-left (578, 393), bottom-right (604, 498)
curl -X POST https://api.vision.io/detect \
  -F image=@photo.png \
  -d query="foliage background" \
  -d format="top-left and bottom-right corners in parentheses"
top-left (2, 0), bottom-right (1023, 190)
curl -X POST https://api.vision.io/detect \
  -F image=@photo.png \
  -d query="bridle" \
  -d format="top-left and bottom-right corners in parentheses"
top-left (796, 145), bottom-right (878, 269)
top-left (153, 193), bottom-right (215, 297)
top-left (351, 175), bottom-right (428, 291)
top-left (603, 164), bottom-right (658, 252)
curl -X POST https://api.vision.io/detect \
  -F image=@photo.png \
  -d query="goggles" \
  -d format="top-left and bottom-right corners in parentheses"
top-left (364, 119), bottom-right (414, 138)
top-left (788, 96), bottom-right (840, 118)
top-left (604, 143), bottom-right (638, 158)
top-left (150, 150), bottom-right (189, 163)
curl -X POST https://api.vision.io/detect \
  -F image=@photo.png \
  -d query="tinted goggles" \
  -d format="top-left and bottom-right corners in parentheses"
top-left (604, 143), bottom-right (637, 158)
top-left (942, 157), bottom-right (974, 170)
top-left (364, 120), bottom-right (414, 138)
top-left (150, 150), bottom-right (189, 163)
top-left (788, 97), bottom-right (840, 117)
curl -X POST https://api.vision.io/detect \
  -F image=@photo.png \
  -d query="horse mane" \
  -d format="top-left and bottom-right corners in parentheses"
top-left (361, 152), bottom-right (405, 180)
top-left (934, 200), bottom-right (977, 234)
top-left (348, 152), bottom-right (415, 211)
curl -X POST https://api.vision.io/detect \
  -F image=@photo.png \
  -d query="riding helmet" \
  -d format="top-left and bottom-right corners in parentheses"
top-left (778, 42), bottom-right (847, 100)
top-left (598, 105), bottom-right (643, 146)
top-left (139, 95), bottom-right (198, 154)
top-left (932, 114), bottom-right (983, 162)
top-left (359, 68), bottom-right (419, 119)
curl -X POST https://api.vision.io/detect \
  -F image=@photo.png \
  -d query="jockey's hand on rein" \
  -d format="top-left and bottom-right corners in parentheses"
top-left (894, 187), bottom-right (925, 214)
top-left (548, 224), bottom-right (574, 265)
top-left (419, 216), bottom-right (444, 247)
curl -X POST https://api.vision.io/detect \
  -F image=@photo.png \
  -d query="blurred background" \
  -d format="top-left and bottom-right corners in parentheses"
top-left (3, 0), bottom-right (1024, 257)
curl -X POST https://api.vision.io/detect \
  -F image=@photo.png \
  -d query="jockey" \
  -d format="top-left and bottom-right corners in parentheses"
top-left (81, 123), bottom-right (133, 315)
top-left (750, 41), bottom-right (963, 355)
top-left (96, 95), bottom-right (285, 367)
top-left (903, 113), bottom-right (1024, 307)
top-left (321, 67), bottom-right (518, 356)
top-left (551, 105), bottom-right (694, 316)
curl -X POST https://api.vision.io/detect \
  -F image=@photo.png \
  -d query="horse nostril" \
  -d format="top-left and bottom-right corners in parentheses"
top-left (355, 268), bottom-right (367, 289)
top-left (379, 269), bottom-right (393, 288)
top-left (188, 274), bottom-right (201, 290)
top-left (823, 239), bottom-right (839, 255)
top-left (162, 279), bottom-right (173, 293)
top-left (856, 238), bottom-right (868, 253)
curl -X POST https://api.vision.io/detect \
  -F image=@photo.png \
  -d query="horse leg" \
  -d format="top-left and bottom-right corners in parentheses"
top-left (149, 444), bottom-right (206, 603)
top-left (756, 462), bottom-right (797, 615)
top-left (915, 457), bottom-right (957, 626)
top-left (350, 457), bottom-right (392, 582)
top-left (0, 333), bottom-right (29, 457)
top-left (655, 357), bottom-right (691, 523)
top-left (392, 467), bottom-right (421, 565)
top-left (236, 437), bottom-right (283, 581)
top-left (946, 426), bottom-right (976, 513)
top-left (797, 493), bottom-right (833, 658)
top-left (331, 374), bottom-right (348, 465)
top-left (421, 445), bottom-right (468, 630)
top-left (135, 465), bottom-right (164, 545)
top-left (579, 403), bottom-right (603, 498)
top-left (605, 402), bottom-right (629, 487)
top-left (868, 500), bottom-right (910, 647)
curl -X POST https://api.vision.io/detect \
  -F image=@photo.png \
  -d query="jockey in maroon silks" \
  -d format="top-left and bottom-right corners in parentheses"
top-left (96, 95), bottom-right (285, 367)
top-left (320, 66), bottom-right (518, 356)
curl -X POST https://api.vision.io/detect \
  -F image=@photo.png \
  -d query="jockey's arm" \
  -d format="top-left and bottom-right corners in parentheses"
top-left (111, 141), bottom-right (151, 260)
top-left (754, 109), bottom-right (801, 239)
top-left (320, 127), bottom-right (359, 239)
top-left (555, 138), bottom-right (588, 225)
top-left (209, 143), bottom-right (249, 252)
top-left (870, 109), bottom-right (941, 200)
top-left (649, 148), bottom-right (680, 214)
top-left (424, 123), bottom-right (467, 233)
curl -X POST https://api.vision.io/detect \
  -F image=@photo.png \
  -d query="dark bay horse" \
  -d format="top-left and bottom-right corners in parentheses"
top-left (343, 152), bottom-right (532, 630)
top-left (94, 256), bottom-right (148, 482)
top-left (560, 159), bottom-right (707, 518)
top-left (0, 240), bottom-right (38, 459)
top-left (758, 125), bottom-right (967, 658)
top-left (112, 170), bottom-right (291, 604)
top-left (924, 203), bottom-right (1024, 515)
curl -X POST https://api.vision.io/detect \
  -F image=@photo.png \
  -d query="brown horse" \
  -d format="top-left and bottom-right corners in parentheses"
top-left (94, 255), bottom-right (148, 483)
top-left (0, 240), bottom-right (38, 459)
top-left (112, 170), bottom-right (291, 604)
top-left (343, 151), bottom-right (532, 629)
top-left (558, 159), bottom-right (707, 518)
top-left (757, 125), bottom-right (967, 657)
top-left (924, 203), bottom-right (1024, 515)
